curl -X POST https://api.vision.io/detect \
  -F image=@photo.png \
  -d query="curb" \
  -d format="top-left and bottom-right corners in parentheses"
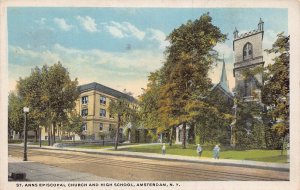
top-left (9, 144), bottom-right (289, 172)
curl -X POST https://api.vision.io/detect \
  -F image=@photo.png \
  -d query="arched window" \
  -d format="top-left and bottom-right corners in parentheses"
top-left (243, 42), bottom-right (253, 60)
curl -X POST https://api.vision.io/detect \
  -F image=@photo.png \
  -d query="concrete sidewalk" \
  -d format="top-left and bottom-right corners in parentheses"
top-left (9, 144), bottom-right (289, 172)
top-left (8, 156), bottom-right (115, 181)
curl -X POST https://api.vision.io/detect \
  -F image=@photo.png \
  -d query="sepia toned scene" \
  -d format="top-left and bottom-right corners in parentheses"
top-left (7, 7), bottom-right (289, 181)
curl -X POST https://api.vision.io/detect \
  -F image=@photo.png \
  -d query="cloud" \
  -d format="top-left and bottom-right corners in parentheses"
top-left (105, 25), bottom-right (124, 38)
top-left (208, 42), bottom-right (236, 91)
top-left (76, 16), bottom-right (99, 32)
top-left (264, 30), bottom-right (278, 49)
top-left (124, 22), bottom-right (145, 40)
top-left (8, 44), bottom-right (164, 96)
top-left (104, 21), bottom-right (145, 40)
top-left (34, 18), bottom-right (46, 25)
top-left (53, 18), bottom-right (73, 31)
top-left (263, 30), bottom-right (281, 66)
top-left (213, 43), bottom-right (233, 60)
top-left (147, 29), bottom-right (170, 50)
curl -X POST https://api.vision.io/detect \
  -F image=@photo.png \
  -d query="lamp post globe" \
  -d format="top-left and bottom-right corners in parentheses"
top-left (23, 107), bottom-right (29, 113)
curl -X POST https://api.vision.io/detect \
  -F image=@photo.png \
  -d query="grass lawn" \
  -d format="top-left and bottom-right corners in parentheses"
top-left (75, 144), bottom-right (113, 149)
top-left (30, 141), bottom-right (51, 146)
top-left (30, 141), bottom-right (114, 149)
top-left (75, 143), bottom-right (138, 149)
top-left (118, 144), bottom-right (288, 163)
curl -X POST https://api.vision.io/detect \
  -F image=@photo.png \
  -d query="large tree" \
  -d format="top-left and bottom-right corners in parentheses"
top-left (64, 111), bottom-right (84, 142)
top-left (17, 67), bottom-right (47, 142)
top-left (138, 71), bottom-right (172, 143)
top-left (16, 62), bottom-right (79, 145)
top-left (194, 89), bottom-right (233, 146)
top-left (109, 98), bottom-right (137, 150)
top-left (159, 13), bottom-right (227, 148)
top-left (262, 33), bottom-right (289, 150)
top-left (8, 92), bottom-right (25, 138)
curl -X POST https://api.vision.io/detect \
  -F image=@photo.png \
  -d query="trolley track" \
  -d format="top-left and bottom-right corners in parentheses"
top-left (8, 146), bottom-right (289, 181)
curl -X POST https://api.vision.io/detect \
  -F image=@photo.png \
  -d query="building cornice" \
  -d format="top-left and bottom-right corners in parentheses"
top-left (78, 82), bottom-right (136, 103)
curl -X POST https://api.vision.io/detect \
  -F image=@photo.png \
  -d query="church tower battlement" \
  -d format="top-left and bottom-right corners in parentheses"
top-left (233, 18), bottom-right (265, 101)
top-left (233, 18), bottom-right (264, 40)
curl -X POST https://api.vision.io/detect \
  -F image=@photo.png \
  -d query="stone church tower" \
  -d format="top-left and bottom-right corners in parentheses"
top-left (233, 18), bottom-right (265, 101)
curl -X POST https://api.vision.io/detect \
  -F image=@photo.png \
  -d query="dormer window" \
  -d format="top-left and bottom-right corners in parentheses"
top-left (243, 42), bottom-right (253, 60)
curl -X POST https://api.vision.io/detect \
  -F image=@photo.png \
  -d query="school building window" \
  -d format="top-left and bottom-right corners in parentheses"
top-left (99, 123), bottom-right (103, 131)
top-left (109, 124), bottom-right (115, 131)
top-left (100, 96), bottom-right (106, 105)
top-left (81, 109), bottom-right (88, 116)
top-left (82, 123), bottom-right (87, 131)
top-left (82, 96), bottom-right (88, 104)
top-left (100, 109), bottom-right (106, 117)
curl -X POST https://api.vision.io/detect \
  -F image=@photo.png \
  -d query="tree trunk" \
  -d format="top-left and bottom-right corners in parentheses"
top-left (50, 124), bottom-right (53, 146)
top-left (281, 136), bottom-right (286, 156)
top-left (39, 127), bottom-right (42, 147)
top-left (191, 124), bottom-right (195, 144)
top-left (57, 123), bottom-right (60, 141)
top-left (114, 114), bottom-right (121, 150)
top-left (128, 129), bottom-right (131, 143)
top-left (53, 122), bottom-right (56, 144)
top-left (34, 129), bottom-right (38, 143)
top-left (169, 127), bottom-right (173, 147)
top-left (182, 122), bottom-right (186, 149)
top-left (47, 126), bottom-right (50, 146)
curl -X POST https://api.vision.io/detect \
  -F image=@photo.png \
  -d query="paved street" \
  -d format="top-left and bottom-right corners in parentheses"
top-left (9, 157), bottom-right (115, 181)
top-left (8, 145), bottom-right (289, 181)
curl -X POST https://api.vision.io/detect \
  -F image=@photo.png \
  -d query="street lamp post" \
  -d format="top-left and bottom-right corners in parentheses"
top-left (23, 107), bottom-right (29, 161)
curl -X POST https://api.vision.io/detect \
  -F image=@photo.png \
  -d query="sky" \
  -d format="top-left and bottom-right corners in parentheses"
top-left (8, 8), bottom-right (288, 97)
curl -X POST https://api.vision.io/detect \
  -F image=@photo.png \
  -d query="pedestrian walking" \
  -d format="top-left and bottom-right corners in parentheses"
top-left (197, 144), bottom-right (203, 157)
top-left (213, 145), bottom-right (220, 159)
top-left (162, 143), bottom-right (166, 155)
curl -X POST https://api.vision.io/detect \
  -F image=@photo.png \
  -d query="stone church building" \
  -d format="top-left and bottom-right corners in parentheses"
top-left (233, 18), bottom-right (265, 101)
top-left (175, 18), bottom-right (265, 145)
top-left (174, 58), bottom-right (234, 144)
top-left (231, 18), bottom-right (265, 148)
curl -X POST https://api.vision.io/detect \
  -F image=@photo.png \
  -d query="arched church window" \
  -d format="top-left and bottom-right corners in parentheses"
top-left (243, 42), bottom-right (253, 60)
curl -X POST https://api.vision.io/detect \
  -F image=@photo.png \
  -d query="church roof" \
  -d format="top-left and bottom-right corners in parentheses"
top-left (211, 59), bottom-right (233, 98)
top-left (219, 59), bottom-right (230, 93)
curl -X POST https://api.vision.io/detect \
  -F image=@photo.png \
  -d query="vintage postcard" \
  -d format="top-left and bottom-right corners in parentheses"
top-left (1, 0), bottom-right (300, 190)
